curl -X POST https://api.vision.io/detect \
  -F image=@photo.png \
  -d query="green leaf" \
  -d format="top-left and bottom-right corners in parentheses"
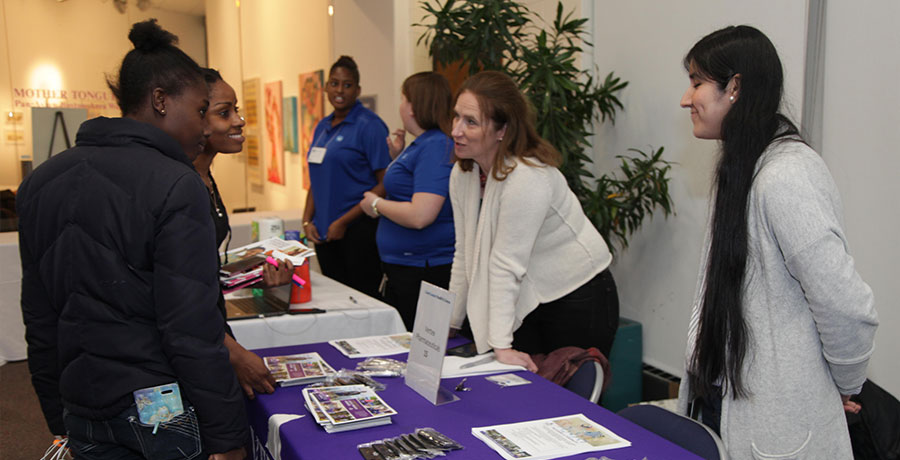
top-left (417, 0), bottom-right (674, 253)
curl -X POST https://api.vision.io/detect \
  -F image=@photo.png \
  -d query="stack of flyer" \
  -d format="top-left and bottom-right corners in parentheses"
top-left (471, 414), bottom-right (631, 460)
top-left (219, 237), bottom-right (315, 293)
top-left (302, 385), bottom-right (397, 433)
top-left (263, 352), bottom-right (336, 386)
top-left (329, 332), bottom-right (413, 358)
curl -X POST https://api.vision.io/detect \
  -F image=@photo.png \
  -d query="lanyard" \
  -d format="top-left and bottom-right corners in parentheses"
top-left (311, 123), bottom-right (345, 150)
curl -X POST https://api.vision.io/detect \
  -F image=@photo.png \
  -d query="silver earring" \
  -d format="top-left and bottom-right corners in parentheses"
top-left (240, 116), bottom-right (245, 122)
top-left (159, 108), bottom-right (166, 115)
top-left (729, 96), bottom-right (734, 102)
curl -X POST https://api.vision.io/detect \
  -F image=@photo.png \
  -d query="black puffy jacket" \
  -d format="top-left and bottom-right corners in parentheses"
top-left (17, 117), bottom-right (248, 453)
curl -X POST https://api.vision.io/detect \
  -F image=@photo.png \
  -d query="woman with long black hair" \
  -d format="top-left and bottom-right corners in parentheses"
top-left (676, 25), bottom-right (878, 459)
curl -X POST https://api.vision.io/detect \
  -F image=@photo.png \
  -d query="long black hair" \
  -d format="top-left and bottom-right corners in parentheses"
top-left (686, 25), bottom-right (800, 400)
top-left (107, 19), bottom-right (203, 116)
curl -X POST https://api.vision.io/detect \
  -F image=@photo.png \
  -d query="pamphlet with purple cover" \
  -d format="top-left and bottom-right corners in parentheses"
top-left (264, 352), bottom-right (336, 386)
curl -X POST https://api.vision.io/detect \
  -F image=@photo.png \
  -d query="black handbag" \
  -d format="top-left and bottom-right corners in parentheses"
top-left (847, 380), bottom-right (900, 460)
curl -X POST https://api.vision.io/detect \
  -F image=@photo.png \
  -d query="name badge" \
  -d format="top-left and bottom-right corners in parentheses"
top-left (308, 147), bottom-right (327, 164)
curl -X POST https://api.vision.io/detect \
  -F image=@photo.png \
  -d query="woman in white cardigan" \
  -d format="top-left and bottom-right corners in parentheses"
top-left (677, 26), bottom-right (877, 459)
top-left (447, 71), bottom-right (618, 372)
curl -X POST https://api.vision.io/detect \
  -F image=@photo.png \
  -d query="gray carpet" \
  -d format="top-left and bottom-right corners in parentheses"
top-left (0, 360), bottom-right (54, 460)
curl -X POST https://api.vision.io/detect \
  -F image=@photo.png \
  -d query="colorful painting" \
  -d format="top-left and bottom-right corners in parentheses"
top-left (299, 70), bottom-right (324, 190)
top-left (242, 78), bottom-right (263, 186)
top-left (283, 96), bottom-right (298, 153)
top-left (264, 80), bottom-right (284, 185)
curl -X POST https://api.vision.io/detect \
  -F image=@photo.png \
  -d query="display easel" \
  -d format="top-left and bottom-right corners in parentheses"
top-left (29, 107), bottom-right (88, 170)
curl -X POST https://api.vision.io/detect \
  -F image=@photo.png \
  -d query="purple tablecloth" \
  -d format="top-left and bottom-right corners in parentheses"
top-left (247, 341), bottom-right (701, 460)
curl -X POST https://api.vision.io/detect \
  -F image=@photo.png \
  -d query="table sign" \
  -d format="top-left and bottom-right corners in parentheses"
top-left (405, 282), bottom-right (457, 405)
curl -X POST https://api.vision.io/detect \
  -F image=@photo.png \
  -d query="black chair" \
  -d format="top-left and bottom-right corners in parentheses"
top-left (617, 404), bottom-right (728, 460)
top-left (564, 361), bottom-right (604, 404)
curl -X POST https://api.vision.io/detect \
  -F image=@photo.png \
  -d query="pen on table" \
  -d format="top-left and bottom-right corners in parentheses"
top-left (459, 355), bottom-right (494, 369)
top-left (265, 256), bottom-right (305, 287)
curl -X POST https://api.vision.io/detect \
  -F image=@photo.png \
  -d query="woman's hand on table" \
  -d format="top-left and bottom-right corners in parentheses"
top-left (303, 222), bottom-right (322, 245)
top-left (386, 128), bottom-right (406, 159)
top-left (494, 347), bottom-right (538, 372)
top-left (360, 191), bottom-right (380, 218)
top-left (262, 258), bottom-right (294, 287)
top-left (225, 335), bottom-right (276, 399)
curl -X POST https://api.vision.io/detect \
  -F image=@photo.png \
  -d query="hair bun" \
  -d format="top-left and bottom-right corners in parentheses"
top-left (128, 19), bottom-right (178, 52)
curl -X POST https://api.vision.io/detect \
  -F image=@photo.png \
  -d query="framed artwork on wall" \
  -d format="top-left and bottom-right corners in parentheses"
top-left (242, 78), bottom-right (263, 186)
top-left (298, 69), bottom-right (324, 190)
top-left (359, 95), bottom-right (377, 113)
top-left (283, 96), bottom-right (298, 154)
top-left (264, 80), bottom-right (284, 186)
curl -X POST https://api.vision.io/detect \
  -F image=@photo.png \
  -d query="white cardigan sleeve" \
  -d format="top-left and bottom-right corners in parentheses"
top-left (486, 166), bottom-right (553, 349)
top-left (448, 165), bottom-right (470, 329)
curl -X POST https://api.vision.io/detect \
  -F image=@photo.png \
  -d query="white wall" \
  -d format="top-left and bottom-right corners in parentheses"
top-left (819, 1), bottom-right (900, 396)
top-left (333, 0), bottom-right (400, 132)
top-left (587, 1), bottom-right (808, 376)
top-left (204, 0), bottom-right (245, 211)
top-left (0, 0), bottom-right (206, 189)
top-left (205, 0), bottom-right (332, 214)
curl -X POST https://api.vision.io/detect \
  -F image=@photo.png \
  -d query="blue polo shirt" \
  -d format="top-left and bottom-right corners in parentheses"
top-left (376, 129), bottom-right (455, 266)
top-left (307, 101), bottom-right (391, 238)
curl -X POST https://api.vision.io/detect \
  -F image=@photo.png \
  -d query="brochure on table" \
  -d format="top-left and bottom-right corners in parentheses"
top-left (219, 237), bottom-right (315, 293)
top-left (404, 282), bottom-right (458, 405)
top-left (471, 413), bottom-right (631, 460)
top-left (302, 384), bottom-right (396, 433)
top-left (263, 352), bottom-right (336, 386)
top-left (442, 353), bottom-right (526, 378)
top-left (329, 332), bottom-right (413, 358)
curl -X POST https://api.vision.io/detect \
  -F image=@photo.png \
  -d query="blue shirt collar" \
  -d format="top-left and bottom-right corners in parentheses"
top-left (410, 128), bottom-right (445, 146)
top-left (323, 100), bottom-right (364, 127)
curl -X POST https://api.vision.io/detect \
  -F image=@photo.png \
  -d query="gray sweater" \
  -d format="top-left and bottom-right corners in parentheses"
top-left (677, 139), bottom-right (878, 459)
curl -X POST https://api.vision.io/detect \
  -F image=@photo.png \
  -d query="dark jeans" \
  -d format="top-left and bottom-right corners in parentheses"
top-left (382, 261), bottom-right (452, 331)
top-left (64, 404), bottom-right (203, 459)
top-left (315, 216), bottom-right (383, 299)
top-left (512, 269), bottom-right (619, 357)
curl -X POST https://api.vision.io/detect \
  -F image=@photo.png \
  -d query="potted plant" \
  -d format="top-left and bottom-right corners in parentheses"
top-left (417, 0), bottom-right (673, 252)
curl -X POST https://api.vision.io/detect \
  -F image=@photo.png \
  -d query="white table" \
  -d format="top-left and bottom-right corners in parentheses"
top-left (2, 228), bottom-right (405, 363)
top-left (225, 209), bottom-right (303, 249)
top-left (0, 231), bottom-right (26, 364)
top-left (227, 271), bottom-right (406, 350)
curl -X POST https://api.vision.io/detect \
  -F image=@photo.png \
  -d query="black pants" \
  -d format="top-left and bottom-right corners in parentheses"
top-left (382, 261), bottom-right (452, 331)
top-left (512, 269), bottom-right (619, 357)
top-left (65, 405), bottom-right (204, 459)
top-left (314, 217), bottom-right (383, 299)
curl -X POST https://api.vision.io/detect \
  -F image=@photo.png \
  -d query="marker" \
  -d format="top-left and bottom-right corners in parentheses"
top-left (265, 256), bottom-right (306, 287)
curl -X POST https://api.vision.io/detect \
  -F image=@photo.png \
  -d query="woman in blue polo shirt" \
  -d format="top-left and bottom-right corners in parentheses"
top-left (302, 56), bottom-right (391, 298)
top-left (360, 72), bottom-right (455, 330)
